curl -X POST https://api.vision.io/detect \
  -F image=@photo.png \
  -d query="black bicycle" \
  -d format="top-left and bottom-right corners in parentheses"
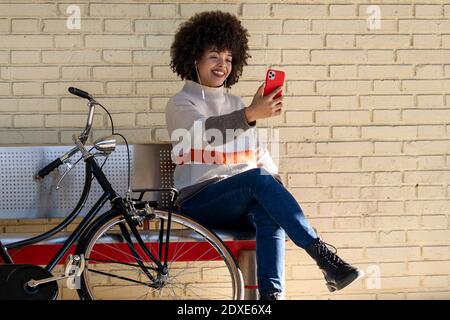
top-left (0, 87), bottom-right (244, 300)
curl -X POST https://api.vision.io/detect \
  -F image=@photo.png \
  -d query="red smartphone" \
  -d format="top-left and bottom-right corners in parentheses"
top-left (263, 69), bottom-right (285, 99)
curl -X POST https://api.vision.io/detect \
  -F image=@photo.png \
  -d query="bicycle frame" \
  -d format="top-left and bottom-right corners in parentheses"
top-left (1, 87), bottom-right (180, 291)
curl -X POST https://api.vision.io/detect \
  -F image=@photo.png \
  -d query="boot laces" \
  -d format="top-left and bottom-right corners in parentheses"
top-left (317, 241), bottom-right (343, 268)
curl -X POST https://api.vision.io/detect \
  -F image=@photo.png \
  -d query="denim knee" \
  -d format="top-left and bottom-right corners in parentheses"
top-left (246, 167), bottom-right (272, 177)
top-left (240, 168), bottom-right (276, 192)
top-left (244, 168), bottom-right (277, 184)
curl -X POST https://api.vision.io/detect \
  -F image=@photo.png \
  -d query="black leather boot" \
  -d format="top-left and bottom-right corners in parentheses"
top-left (305, 238), bottom-right (363, 292)
top-left (259, 291), bottom-right (281, 300)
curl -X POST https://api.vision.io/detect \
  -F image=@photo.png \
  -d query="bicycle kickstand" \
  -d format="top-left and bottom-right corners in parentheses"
top-left (26, 254), bottom-right (86, 289)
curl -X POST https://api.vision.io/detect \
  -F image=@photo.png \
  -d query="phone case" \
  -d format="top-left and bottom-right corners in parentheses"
top-left (263, 69), bottom-right (285, 99)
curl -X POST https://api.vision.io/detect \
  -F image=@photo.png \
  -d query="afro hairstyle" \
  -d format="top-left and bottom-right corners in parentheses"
top-left (170, 11), bottom-right (251, 88)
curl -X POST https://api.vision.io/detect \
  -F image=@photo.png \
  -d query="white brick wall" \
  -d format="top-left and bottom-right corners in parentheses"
top-left (0, 0), bottom-right (449, 300)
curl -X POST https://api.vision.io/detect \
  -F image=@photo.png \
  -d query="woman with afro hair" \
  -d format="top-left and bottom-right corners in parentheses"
top-left (166, 11), bottom-right (363, 300)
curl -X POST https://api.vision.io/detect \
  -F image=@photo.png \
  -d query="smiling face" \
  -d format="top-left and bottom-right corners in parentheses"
top-left (195, 47), bottom-right (233, 88)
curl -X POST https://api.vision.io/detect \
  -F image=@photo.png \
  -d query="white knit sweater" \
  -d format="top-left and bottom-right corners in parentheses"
top-left (165, 80), bottom-right (279, 205)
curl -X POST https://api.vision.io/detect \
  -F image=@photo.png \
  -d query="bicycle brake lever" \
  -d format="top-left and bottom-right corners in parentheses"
top-left (56, 152), bottom-right (104, 191)
top-left (56, 161), bottom-right (75, 190)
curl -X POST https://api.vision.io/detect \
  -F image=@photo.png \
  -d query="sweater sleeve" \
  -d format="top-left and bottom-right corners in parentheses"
top-left (166, 96), bottom-right (255, 147)
top-left (205, 108), bottom-right (256, 135)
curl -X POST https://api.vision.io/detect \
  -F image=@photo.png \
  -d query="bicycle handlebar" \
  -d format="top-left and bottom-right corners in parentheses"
top-left (35, 157), bottom-right (63, 179)
top-left (36, 87), bottom-right (96, 180)
top-left (68, 87), bottom-right (93, 100)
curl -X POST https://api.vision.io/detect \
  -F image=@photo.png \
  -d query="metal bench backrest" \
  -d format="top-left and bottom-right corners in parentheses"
top-left (0, 144), bottom-right (174, 219)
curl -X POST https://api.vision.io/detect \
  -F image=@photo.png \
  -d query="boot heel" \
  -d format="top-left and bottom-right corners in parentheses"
top-left (326, 283), bottom-right (336, 292)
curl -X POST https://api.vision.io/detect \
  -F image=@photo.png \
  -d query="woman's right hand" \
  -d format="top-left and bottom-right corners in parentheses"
top-left (245, 83), bottom-right (283, 122)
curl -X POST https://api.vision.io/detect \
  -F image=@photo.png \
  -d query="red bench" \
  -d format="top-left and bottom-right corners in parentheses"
top-left (1, 229), bottom-right (259, 299)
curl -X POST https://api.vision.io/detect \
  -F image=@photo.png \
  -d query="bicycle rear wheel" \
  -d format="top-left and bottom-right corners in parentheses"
top-left (76, 210), bottom-right (244, 300)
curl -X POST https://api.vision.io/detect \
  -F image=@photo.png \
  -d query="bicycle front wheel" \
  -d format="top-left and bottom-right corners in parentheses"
top-left (76, 210), bottom-right (244, 300)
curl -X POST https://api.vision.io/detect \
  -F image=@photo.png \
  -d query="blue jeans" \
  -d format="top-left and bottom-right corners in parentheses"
top-left (178, 168), bottom-right (318, 294)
